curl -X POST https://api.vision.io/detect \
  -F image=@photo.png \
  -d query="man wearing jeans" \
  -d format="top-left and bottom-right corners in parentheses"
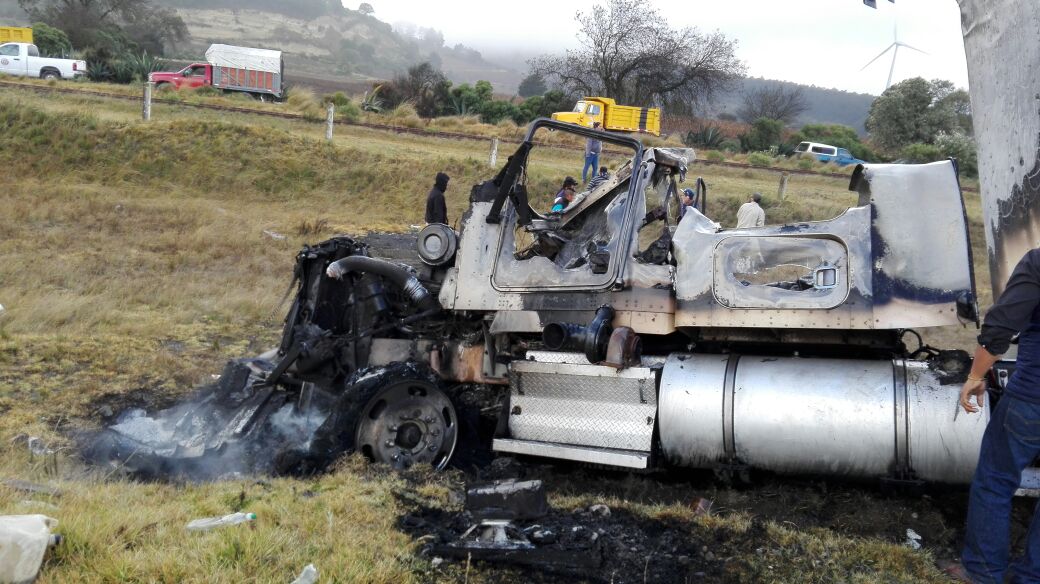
top-left (957, 248), bottom-right (1040, 584)
top-left (583, 122), bottom-right (602, 183)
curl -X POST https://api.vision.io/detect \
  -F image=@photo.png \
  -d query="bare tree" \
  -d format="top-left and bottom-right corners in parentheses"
top-left (529, 0), bottom-right (744, 112)
top-left (737, 84), bottom-right (808, 124)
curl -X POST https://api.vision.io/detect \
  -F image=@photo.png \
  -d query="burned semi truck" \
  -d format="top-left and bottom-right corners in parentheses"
top-left (91, 117), bottom-right (1033, 491)
top-left (89, 0), bottom-right (1040, 491)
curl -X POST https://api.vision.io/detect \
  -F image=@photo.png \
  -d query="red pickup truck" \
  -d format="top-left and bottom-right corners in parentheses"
top-left (148, 44), bottom-right (284, 100)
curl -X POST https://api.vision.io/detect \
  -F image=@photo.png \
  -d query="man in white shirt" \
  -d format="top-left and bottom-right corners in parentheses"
top-left (735, 193), bottom-right (765, 228)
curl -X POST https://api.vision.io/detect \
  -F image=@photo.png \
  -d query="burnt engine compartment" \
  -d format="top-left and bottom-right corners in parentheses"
top-left (82, 236), bottom-right (501, 479)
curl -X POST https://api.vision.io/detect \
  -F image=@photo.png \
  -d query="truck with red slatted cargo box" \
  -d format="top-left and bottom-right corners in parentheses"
top-left (148, 44), bottom-right (283, 101)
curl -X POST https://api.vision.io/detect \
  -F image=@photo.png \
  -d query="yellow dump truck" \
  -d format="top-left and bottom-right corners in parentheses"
top-left (551, 97), bottom-right (661, 136)
top-left (0, 27), bottom-right (32, 44)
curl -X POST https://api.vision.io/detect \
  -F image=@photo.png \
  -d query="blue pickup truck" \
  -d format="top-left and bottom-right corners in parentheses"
top-left (794, 141), bottom-right (864, 166)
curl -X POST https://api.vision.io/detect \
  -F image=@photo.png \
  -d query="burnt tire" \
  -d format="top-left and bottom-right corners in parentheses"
top-left (289, 362), bottom-right (459, 473)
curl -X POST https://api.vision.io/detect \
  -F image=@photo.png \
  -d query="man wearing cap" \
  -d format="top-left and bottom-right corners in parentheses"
top-left (679, 188), bottom-right (697, 220)
top-left (735, 192), bottom-right (765, 228)
top-left (583, 123), bottom-right (603, 183)
top-left (551, 177), bottom-right (578, 214)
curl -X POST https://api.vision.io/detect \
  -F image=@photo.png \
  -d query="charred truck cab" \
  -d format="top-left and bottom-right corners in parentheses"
top-left (92, 119), bottom-right (1037, 492)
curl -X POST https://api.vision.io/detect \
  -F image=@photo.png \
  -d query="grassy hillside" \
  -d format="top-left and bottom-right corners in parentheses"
top-left (0, 86), bottom-right (1001, 583)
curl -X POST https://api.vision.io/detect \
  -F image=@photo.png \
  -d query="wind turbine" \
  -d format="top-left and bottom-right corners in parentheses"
top-left (860, 17), bottom-right (928, 90)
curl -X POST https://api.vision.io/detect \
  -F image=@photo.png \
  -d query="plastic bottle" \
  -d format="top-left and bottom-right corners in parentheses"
top-left (0, 515), bottom-right (60, 583)
top-left (186, 512), bottom-right (256, 532)
top-left (290, 564), bottom-right (318, 584)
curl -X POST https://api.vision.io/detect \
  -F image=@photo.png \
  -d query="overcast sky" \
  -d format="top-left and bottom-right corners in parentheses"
top-left (355, 0), bottom-right (967, 96)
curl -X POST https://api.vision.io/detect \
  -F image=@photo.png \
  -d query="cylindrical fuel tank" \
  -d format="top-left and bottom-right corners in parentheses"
top-left (658, 354), bottom-right (990, 484)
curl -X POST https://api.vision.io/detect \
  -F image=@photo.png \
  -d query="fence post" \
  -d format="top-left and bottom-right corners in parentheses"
top-left (142, 82), bottom-right (153, 121)
top-left (777, 171), bottom-right (790, 201)
top-left (325, 103), bottom-right (335, 141)
top-left (489, 137), bottom-right (499, 167)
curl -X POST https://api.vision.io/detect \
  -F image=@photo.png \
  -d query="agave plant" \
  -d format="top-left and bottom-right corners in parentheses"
top-left (119, 51), bottom-right (167, 83)
top-left (684, 124), bottom-right (726, 149)
top-left (448, 95), bottom-right (471, 116)
top-left (360, 85), bottom-right (384, 113)
top-left (86, 61), bottom-right (113, 83)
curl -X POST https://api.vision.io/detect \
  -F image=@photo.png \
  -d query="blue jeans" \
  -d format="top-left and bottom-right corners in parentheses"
top-left (963, 395), bottom-right (1040, 584)
top-left (583, 153), bottom-right (599, 183)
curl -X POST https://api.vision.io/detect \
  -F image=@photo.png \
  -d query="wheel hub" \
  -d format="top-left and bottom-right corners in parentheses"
top-left (355, 379), bottom-right (457, 470)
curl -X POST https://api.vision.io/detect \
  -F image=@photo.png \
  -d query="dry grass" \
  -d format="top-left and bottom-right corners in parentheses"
top-left (0, 86), bottom-right (989, 582)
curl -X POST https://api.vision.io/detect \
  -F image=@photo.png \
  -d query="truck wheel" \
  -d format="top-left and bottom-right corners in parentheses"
top-left (40, 70), bottom-right (59, 80)
top-left (303, 362), bottom-right (459, 472)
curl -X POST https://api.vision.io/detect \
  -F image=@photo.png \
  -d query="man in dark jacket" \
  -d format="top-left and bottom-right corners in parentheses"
top-left (956, 248), bottom-right (1040, 584)
top-left (425, 172), bottom-right (449, 225)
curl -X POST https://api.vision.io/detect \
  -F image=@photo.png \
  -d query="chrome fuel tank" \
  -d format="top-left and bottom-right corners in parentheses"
top-left (658, 354), bottom-right (989, 484)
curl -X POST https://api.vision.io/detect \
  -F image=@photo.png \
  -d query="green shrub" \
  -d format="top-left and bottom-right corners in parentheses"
top-left (335, 100), bottom-right (360, 123)
top-left (720, 139), bottom-right (740, 152)
top-left (934, 131), bottom-right (978, 176)
top-left (797, 158), bottom-right (814, 170)
top-left (324, 91), bottom-right (352, 107)
top-left (739, 118), bottom-right (784, 152)
top-left (747, 152), bottom-right (773, 167)
top-left (704, 150), bottom-right (726, 163)
top-left (901, 142), bottom-right (943, 163)
top-left (478, 100), bottom-right (521, 125)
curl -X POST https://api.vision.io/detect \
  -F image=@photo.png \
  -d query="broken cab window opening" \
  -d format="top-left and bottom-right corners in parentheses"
top-left (491, 124), bottom-right (643, 291)
top-left (712, 236), bottom-right (850, 309)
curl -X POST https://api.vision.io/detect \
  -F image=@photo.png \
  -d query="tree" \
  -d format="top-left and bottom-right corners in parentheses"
top-left (739, 118), bottom-right (784, 152)
top-left (865, 77), bottom-right (966, 153)
top-left (518, 72), bottom-right (547, 98)
top-left (380, 62), bottom-right (452, 117)
top-left (449, 80), bottom-right (493, 115)
top-left (737, 84), bottom-right (808, 124)
top-left (30, 22), bottom-right (71, 57)
top-left (478, 100), bottom-right (521, 125)
top-left (358, 2), bottom-right (373, 15)
top-left (529, 0), bottom-right (744, 113)
top-left (517, 89), bottom-right (574, 122)
top-left (20, 0), bottom-right (186, 55)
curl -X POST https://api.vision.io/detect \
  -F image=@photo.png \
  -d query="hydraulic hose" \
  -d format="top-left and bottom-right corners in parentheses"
top-left (326, 256), bottom-right (440, 312)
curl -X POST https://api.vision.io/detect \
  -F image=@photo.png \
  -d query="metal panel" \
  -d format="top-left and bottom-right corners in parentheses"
top-left (508, 360), bottom-right (656, 452)
top-left (674, 161), bottom-right (972, 330)
top-left (1017, 467), bottom-right (1040, 498)
top-left (523, 351), bottom-right (667, 368)
top-left (492, 439), bottom-right (649, 469)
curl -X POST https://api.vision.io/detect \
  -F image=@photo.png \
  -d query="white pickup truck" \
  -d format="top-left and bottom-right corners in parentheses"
top-left (0, 42), bottom-right (86, 80)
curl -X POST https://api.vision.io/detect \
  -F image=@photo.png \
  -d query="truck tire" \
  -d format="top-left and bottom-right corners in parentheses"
top-left (39, 69), bottom-right (60, 80)
top-left (287, 362), bottom-right (459, 473)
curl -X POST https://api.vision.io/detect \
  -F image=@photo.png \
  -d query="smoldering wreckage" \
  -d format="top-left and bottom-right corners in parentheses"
top-left (79, 119), bottom-right (1038, 575)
